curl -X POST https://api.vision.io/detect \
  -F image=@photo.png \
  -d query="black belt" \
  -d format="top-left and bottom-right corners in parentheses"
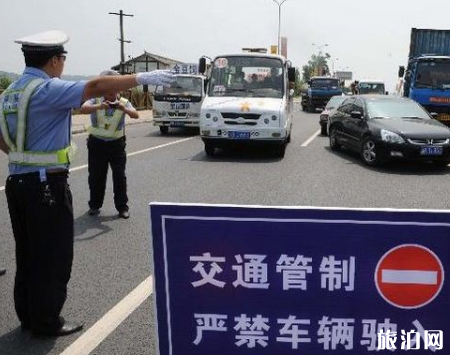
top-left (7, 170), bottom-right (69, 182)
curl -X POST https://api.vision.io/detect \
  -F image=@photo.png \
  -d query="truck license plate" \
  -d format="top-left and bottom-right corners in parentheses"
top-left (170, 121), bottom-right (185, 127)
top-left (170, 103), bottom-right (190, 110)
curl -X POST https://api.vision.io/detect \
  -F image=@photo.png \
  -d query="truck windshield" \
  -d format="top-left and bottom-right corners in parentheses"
top-left (311, 79), bottom-right (339, 89)
top-left (156, 77), bottom-right (203, 96)
top-left (416, 60), bottom-right (450, 89)
top-left (358, 83), bottom-right (385, 94)
top-left (208, 56), bottom-right (284, 98)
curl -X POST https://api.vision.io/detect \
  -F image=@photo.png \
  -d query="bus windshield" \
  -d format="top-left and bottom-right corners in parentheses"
top-left (208, 56), bottom-right (284, 98)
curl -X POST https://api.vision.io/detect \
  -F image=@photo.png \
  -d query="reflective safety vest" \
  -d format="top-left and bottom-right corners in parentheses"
top-left (86, 97), bottom-right (128, 139)
top-left (0, 78), bottom-right (73, 166)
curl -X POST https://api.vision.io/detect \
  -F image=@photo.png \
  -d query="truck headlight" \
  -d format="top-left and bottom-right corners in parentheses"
top-left (153, 110), bottom-right (166, 118)
top-left (189, 112), bottom-right (200, 118)
top-left (381, 129), bottom-right (405, 144)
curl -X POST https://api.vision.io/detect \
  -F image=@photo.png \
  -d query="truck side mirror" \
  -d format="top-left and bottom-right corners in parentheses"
top-left (199, 58), bottom-right (206, 75)
top-left (287, 68), bottom-right (296, 83)
top-left (398, 66), bottom-right (405, 78)
top-left (307, 80), bottom-right (312, 86)
top-left (431, 112), bottom-right (439, 119)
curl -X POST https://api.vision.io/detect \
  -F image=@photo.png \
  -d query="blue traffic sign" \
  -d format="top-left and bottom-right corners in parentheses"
top-left (150, 204), bottom-right (450, 354)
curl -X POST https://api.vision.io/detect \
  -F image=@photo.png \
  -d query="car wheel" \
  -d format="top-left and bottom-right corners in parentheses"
top-left (204, 142), bottom-right (215, 157)
top-left (361, 137), bottom-right (383, 166)
top-left (320, 125), bottom-right (327, 136)
top-left (329, 127), bottom-right (341, 151)
top-left (159, 126), bottom-right (169, 135)
top-left (308, 103), bottom-right (315, 113)
top-left (302, 105), bottom-right (307, 111)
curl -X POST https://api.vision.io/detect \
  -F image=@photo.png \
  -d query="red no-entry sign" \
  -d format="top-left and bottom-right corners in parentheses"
top-left (375, 244), bottom-right (444, 309)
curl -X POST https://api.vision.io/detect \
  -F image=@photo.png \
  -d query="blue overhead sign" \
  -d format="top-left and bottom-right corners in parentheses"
top-left (150, 204), bottom-right (450, 354)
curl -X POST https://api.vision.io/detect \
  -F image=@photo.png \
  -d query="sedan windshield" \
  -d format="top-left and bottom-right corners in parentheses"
top-left (367, 100), bottom-right (431, 120)
top-left (358, 82), bottom-right (385, 94)
top-left (209, 56), bottom-right (284, 98)
top-left (325, 96), bottom-right (346, 110)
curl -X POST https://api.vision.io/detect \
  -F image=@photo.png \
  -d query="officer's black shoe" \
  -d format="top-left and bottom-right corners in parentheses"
top-left (0, 268), bottom-right (6, 276)
top-left (32, 321), bottom-right (84, 337)
top-left (88, 208), bottom-right (100, 216)
top-left (119, 211), bottom-right (130, 219)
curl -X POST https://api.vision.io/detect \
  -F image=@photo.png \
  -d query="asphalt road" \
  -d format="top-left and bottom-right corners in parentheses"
top-left (1, 105), bottom-right (450, 355)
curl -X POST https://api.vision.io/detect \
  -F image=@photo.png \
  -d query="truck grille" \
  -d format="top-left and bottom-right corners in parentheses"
top-left (168, 112), bottom-right (187, 117)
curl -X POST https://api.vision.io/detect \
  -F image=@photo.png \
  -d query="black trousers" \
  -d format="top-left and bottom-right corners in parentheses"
top-left (5, 172), bottom-right (73, 332)
top-left (87, 135), bottom-right (128, 212)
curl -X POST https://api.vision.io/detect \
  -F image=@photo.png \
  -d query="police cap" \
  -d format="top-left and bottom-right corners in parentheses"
top-left (15, 30), bottom-right (69, 56)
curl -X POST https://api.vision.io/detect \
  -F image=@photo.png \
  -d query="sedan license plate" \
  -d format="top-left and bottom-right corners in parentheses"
top-left (228, 131), bottom-right (251, 139)
top-left (420, 146), bottom-right (443, 156)
top-left (170, 121), bottom-right (185, 127)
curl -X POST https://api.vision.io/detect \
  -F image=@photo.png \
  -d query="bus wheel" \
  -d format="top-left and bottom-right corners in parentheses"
top-left (205, 142), bottom-right (216, 157)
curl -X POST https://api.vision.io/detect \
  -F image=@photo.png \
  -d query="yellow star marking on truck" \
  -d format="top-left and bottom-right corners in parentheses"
top-left (240, 102), bottom-right (251, 112)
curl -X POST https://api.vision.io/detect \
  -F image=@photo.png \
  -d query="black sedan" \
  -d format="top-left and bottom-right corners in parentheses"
top-left (328, 96), bottom-right (450, 166)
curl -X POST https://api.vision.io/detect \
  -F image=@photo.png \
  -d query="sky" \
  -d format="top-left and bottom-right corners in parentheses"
top-left (1, 0), bottom-right (450, 92)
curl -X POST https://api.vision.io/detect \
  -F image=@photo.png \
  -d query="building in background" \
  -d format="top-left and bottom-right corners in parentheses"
top-left (111, 51), bottom-right (182, 74)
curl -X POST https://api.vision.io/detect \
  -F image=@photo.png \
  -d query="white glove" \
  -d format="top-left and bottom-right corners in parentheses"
top-left (136, 70), bottom-right (176, 87)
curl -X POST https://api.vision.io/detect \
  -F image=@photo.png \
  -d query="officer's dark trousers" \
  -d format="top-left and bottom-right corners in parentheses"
top-left (87, 135), bottom-right (128, 212)
top-left (5, 172), bottom-right (73, 332)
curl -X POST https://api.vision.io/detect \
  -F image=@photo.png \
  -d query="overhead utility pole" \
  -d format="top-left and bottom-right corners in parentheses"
top-left (109, 10), bottom-right (134, 74)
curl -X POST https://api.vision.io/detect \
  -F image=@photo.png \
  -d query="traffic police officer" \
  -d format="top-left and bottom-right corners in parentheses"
top-left (0, 30), bottom-right (175, 336)
top-left (80, 70), bottom-right (138, 219)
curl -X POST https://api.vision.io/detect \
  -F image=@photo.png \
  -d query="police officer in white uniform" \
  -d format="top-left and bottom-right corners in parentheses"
top-left (0, 30), bottom-right (174, 336)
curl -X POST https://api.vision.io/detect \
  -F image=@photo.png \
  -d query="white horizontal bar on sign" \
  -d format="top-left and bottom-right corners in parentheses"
top-left (382, 269), bottom-right (438, 285)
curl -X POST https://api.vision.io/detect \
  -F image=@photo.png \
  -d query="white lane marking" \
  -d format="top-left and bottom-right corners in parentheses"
top-left (0, 137), bottom-right (196, 190)
top-left (301, 129), bottom-right (321, 147)
top-left (59, 276), bottom-right (153, 355)
top-left (382, 270), bottom-right (438, 285)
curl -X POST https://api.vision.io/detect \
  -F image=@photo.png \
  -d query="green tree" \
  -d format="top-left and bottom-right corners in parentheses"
top-left (0, 75), bottom-right (12, 90)
top-left (302, 53), bottom-right (331, 82)
top-left (294, 68), bottom-right (305, 96)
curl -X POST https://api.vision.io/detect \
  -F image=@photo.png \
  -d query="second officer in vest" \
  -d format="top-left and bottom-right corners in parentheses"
top-left (80, 70), bottom-right (138, 219)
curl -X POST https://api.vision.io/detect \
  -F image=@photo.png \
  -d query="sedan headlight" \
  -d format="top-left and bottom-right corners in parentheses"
top-left (381, 129), bottom-right (405, 144)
